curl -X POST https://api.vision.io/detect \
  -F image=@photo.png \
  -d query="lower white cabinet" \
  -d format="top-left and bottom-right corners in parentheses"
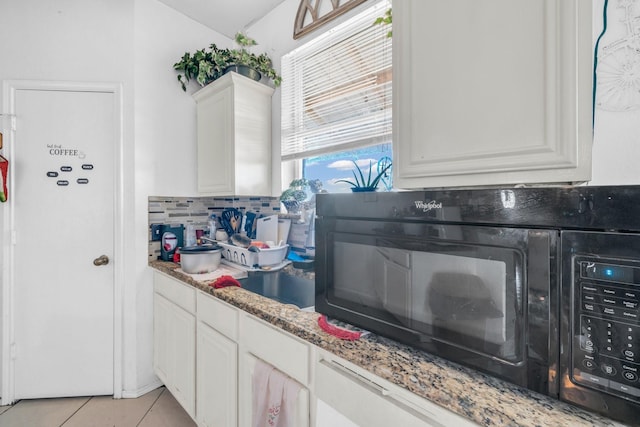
top-left (238, 314), bottom-right (310, 427)
top-left (153, 270), bottom-right (478, 427)
top-left (314, 351), bottom-right (479, 427)
top-left (196, 291), bottom-right (239, 427)
top-left (196, 321), bottom-right (237, 427)
top-left (153, 272), bottom-right (196, 418)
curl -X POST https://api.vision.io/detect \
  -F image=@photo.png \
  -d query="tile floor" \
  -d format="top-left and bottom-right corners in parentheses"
top-left (0, 387), bottom-right (196, 427)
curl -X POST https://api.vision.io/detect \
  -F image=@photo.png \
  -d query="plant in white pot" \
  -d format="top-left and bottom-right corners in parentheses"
top-left (173, 32), bottom-right (282, 91)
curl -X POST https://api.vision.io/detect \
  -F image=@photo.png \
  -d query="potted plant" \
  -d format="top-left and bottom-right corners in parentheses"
top-left (336, 160), bottom-right (392, 192)
top-left (280, 178), bottom-right (322, 213)
top-left (173, 32), bottom-right (282, 92)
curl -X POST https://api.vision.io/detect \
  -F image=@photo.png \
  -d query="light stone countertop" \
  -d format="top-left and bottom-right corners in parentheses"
top-left (149, 260), bottom-right (630, 427)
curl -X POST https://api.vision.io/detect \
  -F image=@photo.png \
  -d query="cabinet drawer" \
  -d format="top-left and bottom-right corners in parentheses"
top-left (315, 355), bottom-right (477, 427)
top-left (197, 291), bottom-right (238, 341)
top-left (154, 271), bottom-right (196, 313)
top-left (242, 315), bottom-right (309, 385)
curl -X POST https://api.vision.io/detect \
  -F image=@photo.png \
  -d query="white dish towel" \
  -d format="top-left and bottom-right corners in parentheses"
top-left (252, 359), bottom-right (302, 427)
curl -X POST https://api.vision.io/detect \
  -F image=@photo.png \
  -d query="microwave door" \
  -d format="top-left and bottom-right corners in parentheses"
top-left (411, 252), bottom-right (508, 354)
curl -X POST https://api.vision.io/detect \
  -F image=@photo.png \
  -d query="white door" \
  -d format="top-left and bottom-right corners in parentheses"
top-left (8, 84), bottom-right (118, 399)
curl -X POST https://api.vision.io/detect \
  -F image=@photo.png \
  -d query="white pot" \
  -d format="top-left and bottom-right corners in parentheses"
top-left (180, 245), bottom-right (222, 273)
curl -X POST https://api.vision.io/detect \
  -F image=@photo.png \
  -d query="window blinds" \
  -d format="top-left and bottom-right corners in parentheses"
top-left (281, 0), bottom-right (392, 161)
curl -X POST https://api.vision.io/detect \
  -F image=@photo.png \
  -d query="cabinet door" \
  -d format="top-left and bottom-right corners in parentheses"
top-left (153, 293), bottom-right (172, 385)
top-left (196, 85), bottom-right (234, 194)
top-left (170, 304), bottom-right (197, 418)
top-left (153, 292), bottom-right (196, 419)
top-left (238, 352), bottom-right (309, 427)
top-left (196, 322), bottom-right (237, 427)
top-left (193, 72), bottom-right (274, 196)
top-left (393, 0), bottom-right (593, 188)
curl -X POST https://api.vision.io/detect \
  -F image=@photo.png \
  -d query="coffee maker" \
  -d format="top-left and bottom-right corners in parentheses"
top-left (151, 224), bottom-right (184, 261)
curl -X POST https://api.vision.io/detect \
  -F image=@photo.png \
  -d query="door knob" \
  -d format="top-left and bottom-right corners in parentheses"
top-left (93, 255), bottom-right (109, 266)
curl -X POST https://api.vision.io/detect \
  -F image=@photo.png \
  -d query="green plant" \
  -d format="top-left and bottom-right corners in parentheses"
top-left (374, 8), bottom-right (392, 38)
top-left (279, 178), bottom-right (322, 202)
top-left (174, 32), bottom-right (282, 91)
top-left (279, 178), bottom-right (322, 213)
top-left (336, 160), bottom-right (391, 190)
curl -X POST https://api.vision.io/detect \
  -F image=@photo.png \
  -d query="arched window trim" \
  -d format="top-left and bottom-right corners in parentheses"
top-left (293, 0), bottom-right (368, 40)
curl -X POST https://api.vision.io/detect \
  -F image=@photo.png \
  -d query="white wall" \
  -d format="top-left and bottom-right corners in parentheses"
top-left (0, 0), bottom-right (229, 397)
top-left (132, 0), bottom-right (230, 395)
top-left (590, 0), bottom-right (640, 185)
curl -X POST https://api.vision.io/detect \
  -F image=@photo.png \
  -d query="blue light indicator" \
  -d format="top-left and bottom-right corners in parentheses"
top-left (604, 268), bottom-right (614, 277)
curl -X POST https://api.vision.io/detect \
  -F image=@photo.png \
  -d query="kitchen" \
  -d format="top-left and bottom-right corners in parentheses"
top-left (1, 0), bottom-right (640, 426)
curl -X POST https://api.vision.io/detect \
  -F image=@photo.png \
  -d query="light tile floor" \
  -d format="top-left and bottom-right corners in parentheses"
top-left (0, 387), bottom-right (196, 427)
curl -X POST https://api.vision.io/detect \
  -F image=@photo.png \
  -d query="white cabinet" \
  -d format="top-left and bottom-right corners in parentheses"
top-left (238, 314), bottom-right (310, 427)
top-left (192, 72), bottom-right (274, 196)
top-left (314, 351), bottom-right (479, 427)
top-left (153, 272), bottom-right (196, 418)
top-left (153, 269), bottom-right (480, 427)
top-left (196, 292), bottom-right (238, 427)
top-left (393, 0), bottom-right (593, 188)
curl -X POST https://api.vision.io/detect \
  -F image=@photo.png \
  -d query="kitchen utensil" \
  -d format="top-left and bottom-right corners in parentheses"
top-left (278, 218), bottom-right (291, 245)
top-left (221, 208), bottom-right (243, 235)
top-left (256, 215), bottom-right (278, 244)
top-left (179, 244), bottom-right (222, 274)
top-left (244, 211), bottom-right (260, 239)
top-left (230, 233), bottom-right (252, 248)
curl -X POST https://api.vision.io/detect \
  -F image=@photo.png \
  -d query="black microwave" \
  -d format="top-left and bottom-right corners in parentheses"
top-left (315, 187), bottom-right (640, 425)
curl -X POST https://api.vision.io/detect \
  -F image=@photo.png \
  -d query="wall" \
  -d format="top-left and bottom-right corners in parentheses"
top-left (132, 0), bottom-right (230, 395)
top-left (590, 0), bottom-right (640, 185)
top-left (147, 196), bottom-right (281, 260)
top-left (0, 0), bottom-right (230, 397)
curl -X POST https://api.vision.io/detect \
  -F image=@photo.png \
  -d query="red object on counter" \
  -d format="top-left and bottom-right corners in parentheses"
top-left (172, 248), bottom-right (180, 263)
top-left (318, 315), bottom-right (362, 341)
top-left (211, 275), bottom-right (241, 289)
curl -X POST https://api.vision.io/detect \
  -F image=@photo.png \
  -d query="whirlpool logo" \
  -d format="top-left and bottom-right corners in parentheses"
top-left (414, 200), bottom-right (443, 212)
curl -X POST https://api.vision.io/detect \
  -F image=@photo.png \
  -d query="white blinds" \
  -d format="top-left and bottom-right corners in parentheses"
top-left (281, 0), bottom-right (392, 161)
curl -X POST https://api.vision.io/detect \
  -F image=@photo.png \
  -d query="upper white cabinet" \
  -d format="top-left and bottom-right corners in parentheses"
top-left (393, 0), bottom-right (593, 188)
top-left (192, 72), bottom-right (274, 196)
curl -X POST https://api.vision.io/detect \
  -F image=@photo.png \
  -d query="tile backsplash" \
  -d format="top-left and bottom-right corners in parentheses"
top-left (148, 195), bottom-right (281, 261)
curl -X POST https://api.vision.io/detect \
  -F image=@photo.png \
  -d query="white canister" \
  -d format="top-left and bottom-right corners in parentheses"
top-left (215, 229), bottom-right (229, 242)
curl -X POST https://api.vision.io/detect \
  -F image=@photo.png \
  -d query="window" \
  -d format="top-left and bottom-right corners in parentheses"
top-left (281, 0), bottom-right (392, 193)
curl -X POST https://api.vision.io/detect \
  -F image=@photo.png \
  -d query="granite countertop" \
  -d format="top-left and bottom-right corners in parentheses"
top-left (149, 260), bottom-right (628, 427)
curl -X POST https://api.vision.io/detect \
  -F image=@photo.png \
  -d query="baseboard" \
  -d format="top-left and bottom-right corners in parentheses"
top-left (120, 379), bottom-right (164, 399)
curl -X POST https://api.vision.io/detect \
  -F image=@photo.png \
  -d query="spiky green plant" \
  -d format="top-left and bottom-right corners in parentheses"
top-left (336, 160), bottom-right (391, 190)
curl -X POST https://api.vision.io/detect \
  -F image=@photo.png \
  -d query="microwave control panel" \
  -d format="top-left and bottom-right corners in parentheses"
top-left (572, 258), bottom-right (640, 401)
